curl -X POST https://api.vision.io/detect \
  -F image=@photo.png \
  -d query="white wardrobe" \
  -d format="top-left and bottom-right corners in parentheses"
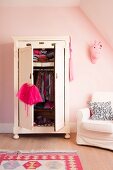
top-left (13, 36), bottom-right (70, 139)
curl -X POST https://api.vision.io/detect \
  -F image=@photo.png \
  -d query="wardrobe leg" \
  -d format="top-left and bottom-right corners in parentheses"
top-left (13, 134), bottom-right (19, 139)
top-left (64, 133), bottom-right (70, 139)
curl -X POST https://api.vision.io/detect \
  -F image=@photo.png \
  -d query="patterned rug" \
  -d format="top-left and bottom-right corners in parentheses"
top-left (0, 151), bottom-right (83, 170)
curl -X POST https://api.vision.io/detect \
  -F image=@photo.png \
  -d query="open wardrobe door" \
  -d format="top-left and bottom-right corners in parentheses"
top-left (55, 42), bottom-right (65, 131)
top-left (18, 47), bottom-right (33, 129)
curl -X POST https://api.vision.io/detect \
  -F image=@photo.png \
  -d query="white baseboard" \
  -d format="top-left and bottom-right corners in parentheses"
top-left (0, 123), bottom-right (13, 133)
top-left (0, 122), bottom-right (76, 133)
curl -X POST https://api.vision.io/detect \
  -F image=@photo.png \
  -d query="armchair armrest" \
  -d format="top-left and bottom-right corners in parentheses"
top-left (77, 108), bottom-right (90, 122)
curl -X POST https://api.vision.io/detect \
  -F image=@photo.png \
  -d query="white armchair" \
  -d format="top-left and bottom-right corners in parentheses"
top-left (76, 92), bottom-right (113, 150)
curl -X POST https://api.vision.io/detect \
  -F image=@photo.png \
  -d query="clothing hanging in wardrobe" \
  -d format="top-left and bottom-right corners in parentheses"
top-left (34, 68), bottom-right (55, 105)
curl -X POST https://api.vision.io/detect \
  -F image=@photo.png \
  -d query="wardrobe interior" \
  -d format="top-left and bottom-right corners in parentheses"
top-left (33, 47), bottom-right (55, 127)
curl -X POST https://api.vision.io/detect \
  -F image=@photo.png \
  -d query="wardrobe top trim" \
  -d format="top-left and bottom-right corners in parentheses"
top-left (12, 36), bottom-right (70, 42)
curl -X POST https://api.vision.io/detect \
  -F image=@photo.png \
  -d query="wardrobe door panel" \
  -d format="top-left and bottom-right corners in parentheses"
top-left (55, 42), bottom-right (65, 131)
top-left (19, 47), bottom-right (33, 129)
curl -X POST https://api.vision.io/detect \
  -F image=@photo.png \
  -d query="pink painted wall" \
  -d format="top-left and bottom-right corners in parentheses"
top-left (0, 6), bottom-right (113, 124)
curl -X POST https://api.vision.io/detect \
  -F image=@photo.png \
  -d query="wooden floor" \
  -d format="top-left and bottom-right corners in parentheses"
top-left (0, 133), bottom-right (113, 170)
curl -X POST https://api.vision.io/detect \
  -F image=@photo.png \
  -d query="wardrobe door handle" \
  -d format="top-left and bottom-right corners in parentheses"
top-left (30, 73), bottom-right (32, 79)
top-left (56, 73), bottom-right (58, 79)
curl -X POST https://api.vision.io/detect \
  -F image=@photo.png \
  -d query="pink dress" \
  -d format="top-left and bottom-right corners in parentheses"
top-left (16, 83), bottom-right (43, 105)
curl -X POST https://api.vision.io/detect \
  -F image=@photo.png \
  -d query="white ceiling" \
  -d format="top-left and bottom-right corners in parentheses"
top-left (0, 0), bottom-right (80, 7)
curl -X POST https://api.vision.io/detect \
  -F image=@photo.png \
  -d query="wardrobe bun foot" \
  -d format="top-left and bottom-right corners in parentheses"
top-left (13, 134), bottom-right (19, 139)
top-left (65, 133), bottom-right (70, 139)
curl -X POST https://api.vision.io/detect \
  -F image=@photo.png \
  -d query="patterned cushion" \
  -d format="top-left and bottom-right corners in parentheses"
top-left (88, 101), bottom-right (113, 120)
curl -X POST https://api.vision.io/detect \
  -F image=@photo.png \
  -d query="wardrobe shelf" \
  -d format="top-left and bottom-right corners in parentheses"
top-left (33, 62), bottom-right (54, 67)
